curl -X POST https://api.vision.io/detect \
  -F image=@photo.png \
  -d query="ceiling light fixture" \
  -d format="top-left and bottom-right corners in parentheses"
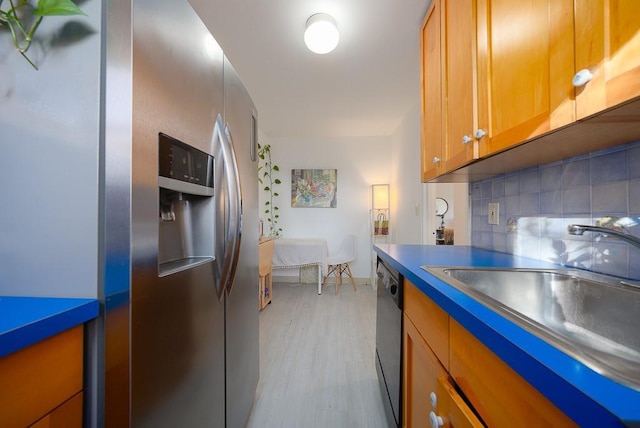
top-left (304, 13), bottom-right (339, 54)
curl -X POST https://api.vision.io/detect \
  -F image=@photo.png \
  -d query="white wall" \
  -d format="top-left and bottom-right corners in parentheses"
top-left (259, 135), bottom-right (392, 280)
top-left (390, 99), bottom-right (424, 244)
top-left (389, 98), bottom-right (469, 246)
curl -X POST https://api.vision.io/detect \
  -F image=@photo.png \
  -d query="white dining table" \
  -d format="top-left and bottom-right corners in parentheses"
top-left (271, 238), bottom-right (328, 294)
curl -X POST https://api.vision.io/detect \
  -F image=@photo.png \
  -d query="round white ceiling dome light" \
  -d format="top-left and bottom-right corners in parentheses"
top-left (304, 13), bottom-right (340, 54)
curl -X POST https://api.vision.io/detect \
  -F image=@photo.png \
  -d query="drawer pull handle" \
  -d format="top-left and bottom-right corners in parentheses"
top-left (430, 411), bottom-right (444, 428)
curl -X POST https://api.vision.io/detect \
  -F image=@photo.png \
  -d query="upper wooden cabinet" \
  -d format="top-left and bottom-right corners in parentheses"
top-left (477, 0), bottom-right (575, 156)
top-left (421, 0), bottom-right (445, 181)
top-left (421, 0), bottom-right (479, 182)
top-left (574, 0), bottom-right (640, 118)
top-left (421, 0), bottom-right (640, 182)
top-left (442, 0), bottom-right (479, 172)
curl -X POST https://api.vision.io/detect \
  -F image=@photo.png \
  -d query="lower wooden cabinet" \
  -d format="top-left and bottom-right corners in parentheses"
top-left (404, 314), bottom-right (482, 428)
top-left (403, 313), bottom-right (447, 427)
top-left (0, 325), bottom-right (84, 428)
top-left (403, 280), bottom-right (576, 428)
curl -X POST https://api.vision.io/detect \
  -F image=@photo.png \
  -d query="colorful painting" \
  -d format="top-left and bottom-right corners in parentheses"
top-left (291, 169), bottom-right (337, 208)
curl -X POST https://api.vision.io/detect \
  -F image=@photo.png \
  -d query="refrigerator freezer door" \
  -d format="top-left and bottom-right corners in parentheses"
top-left (131, 0), bottom-right (225, 426)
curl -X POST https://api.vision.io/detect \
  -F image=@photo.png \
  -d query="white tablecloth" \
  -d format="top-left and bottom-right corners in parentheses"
top-left (272, 238), bottom-right (328, 294)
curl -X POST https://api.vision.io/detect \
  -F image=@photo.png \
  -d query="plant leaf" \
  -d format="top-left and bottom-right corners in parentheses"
top-left (273, 165), bottom-right (280, 171)
top-left (274, 179), bottom-right (281, 184)
top-left (34, 0), bottom-right (86, 16)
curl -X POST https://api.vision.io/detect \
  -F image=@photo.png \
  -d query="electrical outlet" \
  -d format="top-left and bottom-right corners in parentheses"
top-left (488, 202), bottom-right (499, 225)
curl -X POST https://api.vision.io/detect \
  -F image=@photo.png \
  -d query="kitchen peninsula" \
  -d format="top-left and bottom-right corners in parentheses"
top-left (0, 297), bottom-right (99, 427)
top-left (375, 244), bottom-right (639, 427)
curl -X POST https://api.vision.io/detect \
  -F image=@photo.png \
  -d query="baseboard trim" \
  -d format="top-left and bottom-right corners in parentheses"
top-left (272, 275), bottom-right (371, 286)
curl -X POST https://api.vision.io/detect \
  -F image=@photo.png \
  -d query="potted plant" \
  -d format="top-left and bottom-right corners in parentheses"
top-left (257, 143), bottom-right (283, 237)
top-left (0, 0), bottom-right (87, 69)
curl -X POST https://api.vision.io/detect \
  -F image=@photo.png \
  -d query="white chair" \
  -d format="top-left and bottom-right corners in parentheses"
top-left (322, 235), bottom-right (357, 294)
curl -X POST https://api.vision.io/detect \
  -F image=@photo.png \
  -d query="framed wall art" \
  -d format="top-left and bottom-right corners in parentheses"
top-left (291, 169), bottom-right (337, 208)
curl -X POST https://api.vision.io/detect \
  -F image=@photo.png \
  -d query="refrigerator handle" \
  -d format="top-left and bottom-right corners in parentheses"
top-left (218, 118), bottom-right (243, 296)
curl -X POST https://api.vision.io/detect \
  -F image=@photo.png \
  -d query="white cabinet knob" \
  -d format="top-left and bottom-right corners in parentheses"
top-left (475, 129), bottom-right (486, 139)
top-left (433, 156), bottom-right (440, 164)
top-left (572, 69), bottom-right (593, 87)
top-left (462, 135), bottom-right (472, 144)
top-left (430, 391), bottom-right (437, 407)
top-left (430, 411), bottom-right (444, 428)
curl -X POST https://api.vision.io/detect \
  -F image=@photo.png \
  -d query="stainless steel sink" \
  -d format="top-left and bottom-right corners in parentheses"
top-left (422, 266), bottom-right (640, 390)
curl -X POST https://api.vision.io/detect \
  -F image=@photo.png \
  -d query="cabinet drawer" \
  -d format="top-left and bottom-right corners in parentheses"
top-left (449, 319), bottom-right (575, 427)
top-left (0, 326), bottom-right (84, 428)
top-left (404, 280), bottom-right (449, 369)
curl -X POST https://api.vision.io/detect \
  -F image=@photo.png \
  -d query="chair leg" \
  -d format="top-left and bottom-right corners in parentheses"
top-left (323, 265), bottom-right (336, 287)
top-left (345, 263), bottom-right (357, 291)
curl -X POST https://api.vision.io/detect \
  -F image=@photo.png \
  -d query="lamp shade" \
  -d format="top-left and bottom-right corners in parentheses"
top-left (304, 13), bottom-right (339, 54)
top-left (372, 184), bottom-right (389, 210)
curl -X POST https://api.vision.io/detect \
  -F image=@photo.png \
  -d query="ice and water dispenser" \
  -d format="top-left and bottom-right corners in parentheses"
top-left (158, 133), bottom-right (215, 276)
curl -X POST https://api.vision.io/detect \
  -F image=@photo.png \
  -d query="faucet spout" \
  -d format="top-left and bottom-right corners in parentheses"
top-left (567, 224), bottom-right (640, 249)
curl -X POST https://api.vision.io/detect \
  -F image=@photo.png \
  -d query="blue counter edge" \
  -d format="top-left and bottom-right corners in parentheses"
top-left (375, 244), bottom-right (640, 428)
top-left (0, 297), bottom-right (100, 359)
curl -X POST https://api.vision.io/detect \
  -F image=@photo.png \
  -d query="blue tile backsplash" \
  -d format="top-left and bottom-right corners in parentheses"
top-left (470, 140), bottom-right (640, 280)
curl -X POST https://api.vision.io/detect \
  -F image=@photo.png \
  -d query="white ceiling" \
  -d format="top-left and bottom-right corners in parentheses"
top-left (191, 0), bottom-right (431, 139)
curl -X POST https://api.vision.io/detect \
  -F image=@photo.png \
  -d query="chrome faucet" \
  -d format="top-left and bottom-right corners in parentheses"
top-left (567, 224), bottom-right (640, 249)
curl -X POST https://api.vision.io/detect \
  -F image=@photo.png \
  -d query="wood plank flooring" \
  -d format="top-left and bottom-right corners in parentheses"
top-left (246, 282), bottom-right (389, 428)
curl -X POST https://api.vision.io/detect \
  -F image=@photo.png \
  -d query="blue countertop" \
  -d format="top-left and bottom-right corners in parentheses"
top-left (375, 244), bottom-right (640, 427)
top-left (0, 296), bottom-right (99, 358)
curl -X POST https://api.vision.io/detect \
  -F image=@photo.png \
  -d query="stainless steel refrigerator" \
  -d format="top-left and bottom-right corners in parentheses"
top-left (105, 0), bottom-right (260, 426)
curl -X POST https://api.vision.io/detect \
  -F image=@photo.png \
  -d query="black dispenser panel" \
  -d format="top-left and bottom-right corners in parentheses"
top-left (159, 133), bottom-right (214, 188)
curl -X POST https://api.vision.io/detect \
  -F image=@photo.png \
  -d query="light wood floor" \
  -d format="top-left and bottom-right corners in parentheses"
top-left (246, 281), bottom-right (389, 428)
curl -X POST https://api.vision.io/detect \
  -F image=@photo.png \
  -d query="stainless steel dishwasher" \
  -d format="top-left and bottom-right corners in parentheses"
top-left (375, 257), bottom-right (402, 428)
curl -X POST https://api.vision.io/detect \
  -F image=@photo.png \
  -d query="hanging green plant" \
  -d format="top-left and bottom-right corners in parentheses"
top-left (0, 0), bottom-right (86, 69)
top-left (258, 143), bottom-right (283, 238)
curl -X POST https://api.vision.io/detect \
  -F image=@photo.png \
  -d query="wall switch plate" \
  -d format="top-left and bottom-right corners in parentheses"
top-left (488, 202), bottom-right (499, 225)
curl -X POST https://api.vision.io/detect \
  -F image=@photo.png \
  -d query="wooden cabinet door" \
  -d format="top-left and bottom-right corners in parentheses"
top-left (435, 376), bottom-right (484, 428)
top-left (442, 0), bottom-right (478, 171)
top-left (575, 0), bottom-right (640, 118)
top-left (403, 314), bottom-right (447, 428)
top-left (421, 0), bottom-right (445, 181)
top-left (477, 0), bottom-right (575, 156)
